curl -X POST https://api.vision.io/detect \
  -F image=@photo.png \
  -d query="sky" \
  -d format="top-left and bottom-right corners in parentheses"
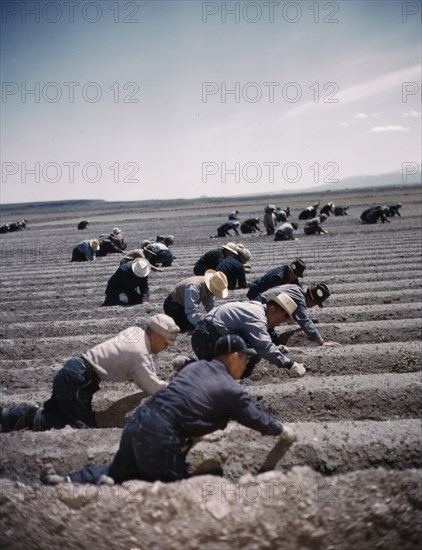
top-left (1, 0), bottom-right (421, 203)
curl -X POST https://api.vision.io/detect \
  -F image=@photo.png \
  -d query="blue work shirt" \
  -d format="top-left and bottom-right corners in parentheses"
top-left (216, 256), bottom-right (247, 290)
top-left (202, 301), bottom-right (293, 369)
top-left (149, 358), bottom-right (282, 438)
top-left (247, 264), bottom-right (302, 300)
top-left (256, 284), bottom-right (322, 342)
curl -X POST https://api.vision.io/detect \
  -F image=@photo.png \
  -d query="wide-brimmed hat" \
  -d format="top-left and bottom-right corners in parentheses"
top-left (266, 292), bottom-right (297, 322)
top-left (204, 270), bottom-right (229, 299)
top-left (221, 242), bottom-right (238, 255)
top-left (237, 247), bottom-right (251, 262)
top-left (215, 334), bottom-right (256, 356)
top-left (290, 258), bottom-right (306, 278)
top-left (307, 283), bottom-right (330, 307)
top-left (143, 244), bottom-right (157, 257)
top-left (89, 239), bottom-right (100, 251)
top-left (131, 258), bottom-right (151, 278)
top-left (147, 313), bottom-right (180, 344)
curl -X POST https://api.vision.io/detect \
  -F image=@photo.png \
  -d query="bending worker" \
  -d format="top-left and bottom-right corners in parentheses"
top-left (1, 314), bottom-right (180, 432)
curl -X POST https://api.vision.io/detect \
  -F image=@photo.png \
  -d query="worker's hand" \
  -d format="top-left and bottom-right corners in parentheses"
top-left (288, 362), bottom-right (306, 377)
top-left (277, 344), bottom-right (290, 353)
top-left (279, 426), bottom-right (297, 444)
top-left (322, 341), bottom-right (341, 347)
top-left (118, 293), bottom-right (129, 304)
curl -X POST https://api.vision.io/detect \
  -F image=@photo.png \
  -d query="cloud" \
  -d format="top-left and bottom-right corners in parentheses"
top-left (369, 125), bottom-right (411, 133)
top-left (354, 113), bottom-right (368, 118)
top-left (285, 64), bottom-right (421, 118)
top-left (403, 110), bottom-right (422, 117)
top-left (341, 122), bottom-right (350, 127)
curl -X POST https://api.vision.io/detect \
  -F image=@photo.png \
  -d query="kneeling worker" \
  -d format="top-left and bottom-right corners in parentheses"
top-left (1, 314), bottom-right (180, 432)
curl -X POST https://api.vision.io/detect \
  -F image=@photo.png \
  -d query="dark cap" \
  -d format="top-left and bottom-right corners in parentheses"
top-left (215, 335), bottom-right (257, 356)
top-left (307, 283), bottom-right (330, 307)
top-left (290, 258), bottom-right (306, 277)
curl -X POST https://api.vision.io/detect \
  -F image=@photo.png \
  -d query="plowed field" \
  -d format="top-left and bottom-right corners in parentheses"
top-left (1, 185), bottom-right (421, 549)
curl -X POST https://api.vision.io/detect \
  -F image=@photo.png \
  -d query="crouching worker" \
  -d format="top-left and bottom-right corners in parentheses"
top-left (0, 314), bottom-right (180, 432)
top-left (103, 258), bottom-right (151, 306)
top-left (71, 239), bottom-right (100, 262)
top-left (191, 293), bottom-right (306, 379)
top-left (163, 270), bottom-right (229, 332)
top-left (42, 335), bottom-right (296, 485)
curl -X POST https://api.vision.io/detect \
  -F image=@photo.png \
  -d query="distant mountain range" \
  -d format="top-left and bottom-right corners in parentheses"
top-left (301, 169), bottom-right (421, 192)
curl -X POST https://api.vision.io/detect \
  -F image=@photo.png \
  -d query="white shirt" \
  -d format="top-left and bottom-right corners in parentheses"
top-left (82, 326), bottom-right (166, 395)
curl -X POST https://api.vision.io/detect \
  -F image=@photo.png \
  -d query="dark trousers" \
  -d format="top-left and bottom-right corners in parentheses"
top-left (69, 404), bottom-right (190, 484)
top-left (150, 250), bottom-right (173, 267)
top-left (103, 286), bottom-right (145, 306)
top-left (71, 248), bottom-right (87, 262)
top-left (2, 359), bottom-right (99, 432)
top-left (191, 323), bottom-right (260, 378)
top-left (163, 295), bottom-right (194, 332)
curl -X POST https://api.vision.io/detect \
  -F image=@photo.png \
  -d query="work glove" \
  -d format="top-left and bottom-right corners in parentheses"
top-left (323, 341), bottom-right (341, 347)
top-left (279, 426), bottom-right (297, 444)
top-left (118, 293), bottom-right (129, 304)
top-left (288, 362), bottom-right (306, 378)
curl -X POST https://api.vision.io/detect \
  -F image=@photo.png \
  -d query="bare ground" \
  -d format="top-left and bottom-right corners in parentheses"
top-left (0, 185), bottom-right (421, 549)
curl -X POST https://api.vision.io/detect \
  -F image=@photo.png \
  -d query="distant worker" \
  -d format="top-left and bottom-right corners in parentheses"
top-left (320, 203), bottom-right (335, 216)
top-left (240, 218), bottom-right (261, 234)
top-left (304, 214), bottom-right (328, 235)
top-left (255, 283), bottom-right (339, 346)
top-left (96, 229), bottom-right (127, 257)
top-left (120, 244), bottom-right (164, 272)
top-left (71, 239), bottom-right (100, 262)
top-left (385, 203), bottom-right (402, 217)
top-left (1, 315), bottom-right (179, 433)
top-left (298, 202), bottom-right (320, 220)
top-left (215, 221), bottom-right (240, 238)
top-left (275, 207), bottom-right (291, 223)
top-left (109, 227), bottom-right (127, 250)
top-left (103, 258), bottom-right (151, 306)
top-left (274, 222), bottom-right (299, 241)
top-left (77, 220), bottom-right (89, 230)
top-left (228, 210), bottom-right (240, 220)
top-left (334, 206), bottom-right (349, 216)
top-left (193, 242), bottom-right (238, 276)
top-left (163, 270), bottom-right (229, 331)
top-left (360, 206), bottom-right (390, 225)
top-left (263, 204), bottom-right (277, 235)
top-left (216, 247), bottom-right (251, 290)
top-left (247, 259), bottom-right (305, 300)
top-left (143, 241), bottom-right (174, 267)
top-left (156, 235), bottom-right (175, 246)
top-left (191, 293), bottom-right (305, 379)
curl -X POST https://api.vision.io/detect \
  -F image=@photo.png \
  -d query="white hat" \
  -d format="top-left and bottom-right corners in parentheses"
top-left (89, 239), bottom-right (100, 251)
top-left (131, 258), bottom-right (151, 278)
top-left (112, 227), bottom-right (122, 234)
top-left (221, 242), bottom-right (238, 255)
top-left (147, 313), bottom-right (180, 343)
top-left (266, 293), bottom-right (297, 322)
top-left (204, 270), bottom-right (229, 299)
